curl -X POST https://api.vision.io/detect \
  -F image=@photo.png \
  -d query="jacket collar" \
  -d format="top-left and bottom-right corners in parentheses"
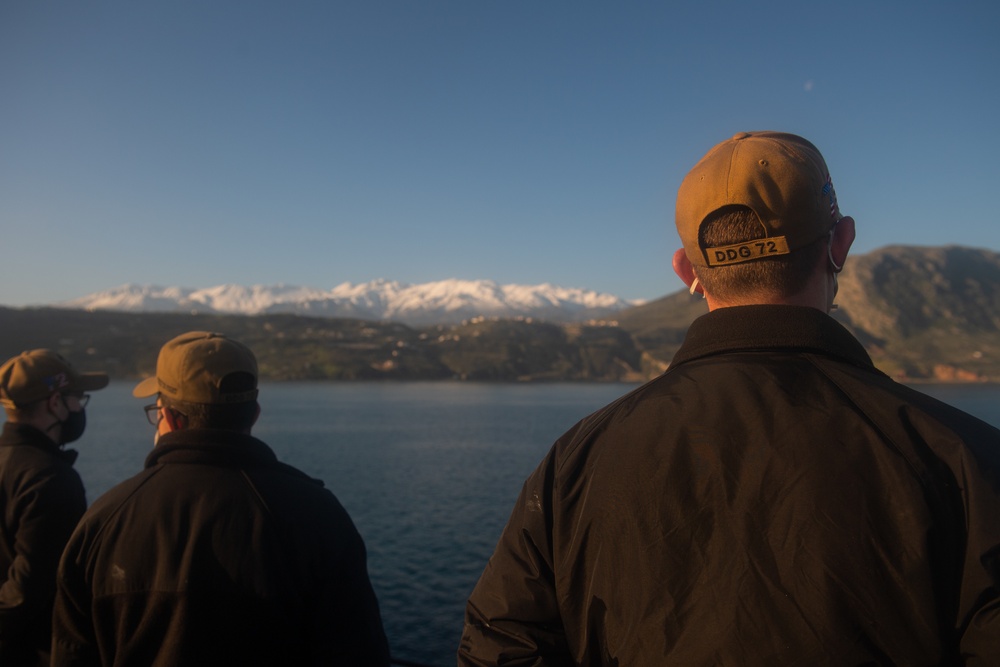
top-left (146, 428), bottom-right (278, 469)
top-left (671, 305), bottom-right (875, 371)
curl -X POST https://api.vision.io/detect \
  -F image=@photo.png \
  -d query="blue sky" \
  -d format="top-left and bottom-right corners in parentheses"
top-left (1, 1), bottom-right (997, 307)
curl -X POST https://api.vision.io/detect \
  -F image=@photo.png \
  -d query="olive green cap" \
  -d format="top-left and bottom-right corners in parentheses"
top-left (0, 349), bottom-right (108, 408)
top-left (133, 331), bottom-right (258, 404)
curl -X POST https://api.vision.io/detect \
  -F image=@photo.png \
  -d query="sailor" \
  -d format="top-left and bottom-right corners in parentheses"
top-left (459, 132), bottom-right (1000, 665)
top-left (52, 331), bottom-right (390, 666)
top-left (1, 349), bottom-right (107, 667)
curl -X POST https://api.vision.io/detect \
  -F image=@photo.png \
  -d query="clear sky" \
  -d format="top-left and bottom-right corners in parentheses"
top-left (1, 1), bottom-right (997, 307)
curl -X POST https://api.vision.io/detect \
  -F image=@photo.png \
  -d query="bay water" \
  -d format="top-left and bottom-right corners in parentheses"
top-left (9, 382), bottom-right (1000, 665)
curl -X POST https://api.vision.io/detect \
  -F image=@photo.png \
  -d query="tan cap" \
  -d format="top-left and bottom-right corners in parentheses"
top-left (676, 131), bottom-right (841, 267)
top-left (0, 349), bottom-right (109, 408)
top-left (133, 331), bottom-right (258, 404)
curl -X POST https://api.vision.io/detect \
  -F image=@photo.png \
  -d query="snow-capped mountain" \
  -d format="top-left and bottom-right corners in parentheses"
top-left (59, 280), bottom-right (641, 326)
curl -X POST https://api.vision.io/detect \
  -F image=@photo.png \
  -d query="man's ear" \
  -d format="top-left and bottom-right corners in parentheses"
top-left (162, 407), bottom-right (186, 432)
top-left (46, 391), bottom-right (63, 412)
top-left (672, 248), bottom-right (703, 295)
top-left (830, 216), bottom-right (856, 271)
top-left (46, 392), bottom-right (65, 416)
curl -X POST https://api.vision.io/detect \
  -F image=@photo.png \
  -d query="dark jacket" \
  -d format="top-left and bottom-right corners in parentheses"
top-left (459, 305), bottom-right (1000, 666)
top-left (52, 428), bottom-right (390, 667)
top-left (0, 422), bottom-right (87, 665)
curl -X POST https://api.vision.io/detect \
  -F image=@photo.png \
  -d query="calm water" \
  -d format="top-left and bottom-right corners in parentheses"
top-left (8, 381), bottom-right (1000, 665)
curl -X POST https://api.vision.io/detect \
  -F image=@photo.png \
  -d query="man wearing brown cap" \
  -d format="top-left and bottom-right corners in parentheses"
top-left (0, 350), bottom-right (108, 667)
top-left (459, 132), bottom-right (1000, 665)
top-left (51, 331), bottom-right (390, 666)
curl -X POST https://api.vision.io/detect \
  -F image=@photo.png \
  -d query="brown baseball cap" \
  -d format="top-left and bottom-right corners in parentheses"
top-left (133, 331), bottom-right (259, 404)
top-left (0, 349), bottom-right (109, 408)
top-left (676, 131), bottom-right (842, 268)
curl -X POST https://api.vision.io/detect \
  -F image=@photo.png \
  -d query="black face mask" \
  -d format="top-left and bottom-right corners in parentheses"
top-left (59, 407), bottom-right (87, 444)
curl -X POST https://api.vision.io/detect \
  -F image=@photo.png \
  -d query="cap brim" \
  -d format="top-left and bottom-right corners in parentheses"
top-left (77, 372), bottom-right (110, 392)
top-left (132, 376), bottom-right (159, 398)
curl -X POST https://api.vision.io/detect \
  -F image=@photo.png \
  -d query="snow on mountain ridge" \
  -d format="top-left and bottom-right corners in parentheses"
top-left (59, 280), bottom-right (642, 325)
top-left (189, 284), bottom-right (335, 313)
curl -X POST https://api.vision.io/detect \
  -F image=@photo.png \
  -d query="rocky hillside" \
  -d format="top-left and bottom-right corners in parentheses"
top-left (615, 245), bottom-right (1000, 382)
top-left (835, 245), bottom-right (1000, 380)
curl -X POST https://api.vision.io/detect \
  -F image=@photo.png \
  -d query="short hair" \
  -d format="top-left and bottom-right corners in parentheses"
top-left (160, 371), bottom-right (258, 431)
top-left (695, 205), bottom-right (827, 302)
top-left (4, 394), bottom-right (54, 422)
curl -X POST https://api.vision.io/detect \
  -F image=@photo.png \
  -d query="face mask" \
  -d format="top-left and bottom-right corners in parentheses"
top-left (60, 407), bottom-right (87, 444)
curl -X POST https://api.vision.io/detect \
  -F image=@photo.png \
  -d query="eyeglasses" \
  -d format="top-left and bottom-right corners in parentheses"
top-left (65, 393), bottom-right (91, 409)
top-left (143, 403), bottom-right (162, 427)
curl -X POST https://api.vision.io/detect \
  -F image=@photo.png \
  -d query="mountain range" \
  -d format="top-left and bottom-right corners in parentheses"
top-left (3, 245), bottom-right (999, 383)
top-left (60, 279), bottom-right (640, 326)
